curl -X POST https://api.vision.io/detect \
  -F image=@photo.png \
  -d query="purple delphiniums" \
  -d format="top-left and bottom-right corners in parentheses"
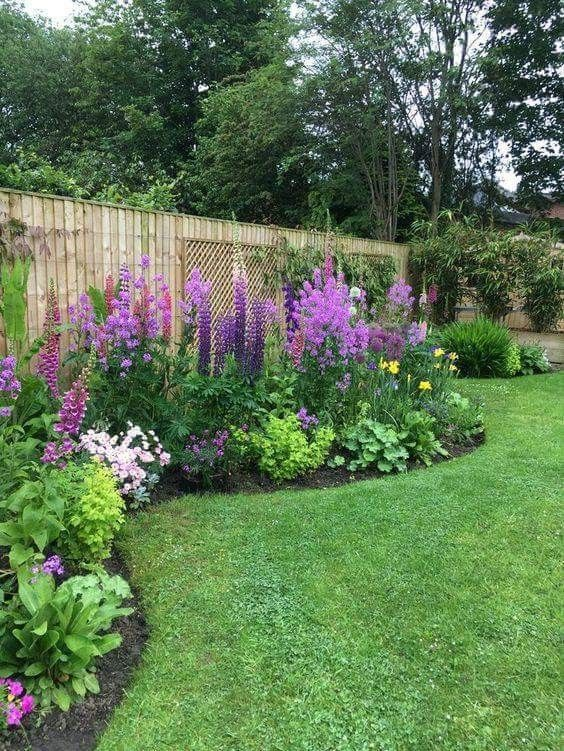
top-left (246, 299), bottom-right (276, 376)
top-left (213, 314), bottom-right (235, 376)
top-left (37, 280), bottom-right (61, 397)
top-left (282, 280), bottom-right (296, 333)
top-left (0, 355), bottom-right (20, 418)
top-left (288, 266), bottom-right (369, 371)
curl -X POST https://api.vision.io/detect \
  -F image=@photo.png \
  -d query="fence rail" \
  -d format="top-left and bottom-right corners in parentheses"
top-left (0, 188), bottom-right (410, 354)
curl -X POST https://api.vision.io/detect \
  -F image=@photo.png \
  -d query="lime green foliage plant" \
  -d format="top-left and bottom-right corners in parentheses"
top-left (505, 342), bottom-right (521, 377)
top-left (247, 414), bottom-right (334, 482)
top-left (55, 461), bottom-right (125, 564)
top-left (340, 418), bottom-right (408, 473)
top-left (439, 318), bottom-right (518, 378)
top-left (398, 410), bottom-right (448, 466)
top-left (0, 567), bottom-right (132, 710)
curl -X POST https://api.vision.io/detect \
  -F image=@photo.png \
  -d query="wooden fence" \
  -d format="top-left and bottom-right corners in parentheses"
top-left (0, 188), bottom-right (410, 354)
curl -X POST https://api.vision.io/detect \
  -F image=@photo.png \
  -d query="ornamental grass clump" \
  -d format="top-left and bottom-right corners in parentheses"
top-left (439, 318), bottom-right (518, 378)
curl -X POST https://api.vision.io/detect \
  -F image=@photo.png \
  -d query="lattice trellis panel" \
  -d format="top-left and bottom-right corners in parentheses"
top-left (183, 239), bottom-right (280, 324)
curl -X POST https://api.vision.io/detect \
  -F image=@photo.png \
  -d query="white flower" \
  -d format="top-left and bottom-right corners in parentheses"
top-left (349, 286), bottom-right (361, 299)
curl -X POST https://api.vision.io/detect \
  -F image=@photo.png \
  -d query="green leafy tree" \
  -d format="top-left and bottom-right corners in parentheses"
top-left (483, 0), bottom-right (563, 201)
top-left (182, 61), bottom-right (312, 225)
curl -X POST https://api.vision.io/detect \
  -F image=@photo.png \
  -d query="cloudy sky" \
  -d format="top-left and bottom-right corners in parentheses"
top-left (23, 0), bottom-right (75, 25)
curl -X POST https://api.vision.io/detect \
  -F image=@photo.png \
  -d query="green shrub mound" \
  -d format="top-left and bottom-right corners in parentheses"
top-left (439, 318), bottom-right (520, 378)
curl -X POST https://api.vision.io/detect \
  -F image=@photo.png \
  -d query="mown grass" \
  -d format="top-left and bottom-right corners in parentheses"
top-left (98, 374), bottom-right (563, 751)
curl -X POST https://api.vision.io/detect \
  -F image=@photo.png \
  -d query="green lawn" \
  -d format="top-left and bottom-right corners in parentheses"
top-left (98, 374), bottom-right (563, 751)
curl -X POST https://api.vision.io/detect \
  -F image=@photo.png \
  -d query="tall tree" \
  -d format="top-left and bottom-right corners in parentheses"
top-left (182, 60), bottom-right (311, 225)
top-left (308, 0), bottom-right (486, 223)
top-left (483, 0), bottom-right (563, 202)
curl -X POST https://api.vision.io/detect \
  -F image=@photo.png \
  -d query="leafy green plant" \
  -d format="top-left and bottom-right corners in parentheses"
top-left (439, 318), bottom-right (517, 378)
top-left (341, 419), bottom-right (408, 473)
top-left (438, 392), bottom-right (484, 445)
top-left (518, 343), bottom-right (551, 375)
top-left (0, 567), bottom-right (131, 710)
top-left (521, 264), bottom-right (562, 332)
top-left (398, 410), bottom-right (448, 466)
top-left (0, 257), bottom-right (31, 344)
top-left (55, 461), bottom-right (125, 564)
top-left (247, 414), bottom-right (334, 482)
top-left (0, 470), bottom-right (65, 552)
top-left (505, 342), bottom-right (521, 377)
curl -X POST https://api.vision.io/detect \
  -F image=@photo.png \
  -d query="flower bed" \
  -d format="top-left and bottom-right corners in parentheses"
top-left (0, 250), bottom-right (485, 745)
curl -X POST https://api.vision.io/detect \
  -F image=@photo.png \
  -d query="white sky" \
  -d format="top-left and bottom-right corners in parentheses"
top-left (23, 0), bottom-right (75, 26)
top-left (23, 0), bottom-right (518, 192)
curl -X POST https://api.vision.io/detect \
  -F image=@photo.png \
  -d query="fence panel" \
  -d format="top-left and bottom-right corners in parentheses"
top-left (0, 188), bottom-right (410, 354)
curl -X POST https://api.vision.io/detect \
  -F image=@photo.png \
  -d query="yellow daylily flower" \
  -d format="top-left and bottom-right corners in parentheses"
top-left (418, 380), bottom-right (432, 391)
top-left (448, 352), bottom-right (458, 361)
top-left (388, 360), bottom-right (400, 375)
top-left (379, 357), bottom-right (389, 371)
top-left (433, 362), bottom-right (441, 369)
top-left (449, 364), bottom-right (458, 372)
top-left (433, 348), bottom-right (445, 357)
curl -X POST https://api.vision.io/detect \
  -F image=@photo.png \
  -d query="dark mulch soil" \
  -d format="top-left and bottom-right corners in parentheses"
top-left (0, 556), bottom-right (149, 751)
top-left (1, 432), bottom-right (483, 750)
top-left (153, 433), bottom-right (485, 500)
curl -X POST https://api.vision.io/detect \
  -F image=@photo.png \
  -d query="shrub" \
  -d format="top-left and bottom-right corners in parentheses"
top-left (55, 461), bottom-right (125, 564)
top-left (438, 318), bottom-right (517, 378)
top-left (521, 264), bottom-right (562, 332)
top-left (340, 419), bottom-right (408, 473)
top-left (518, 343), bottom-right (551, 375)
top-left (248, 414), bottom-right (334, 481)
top-left (398, 410), bottom-right (448, 466)
top-left (0, 566), bottom-right (131, 710)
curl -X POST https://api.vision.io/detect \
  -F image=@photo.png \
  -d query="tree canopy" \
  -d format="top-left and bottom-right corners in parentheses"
top-left (0, 0), bottom-right (561, 237)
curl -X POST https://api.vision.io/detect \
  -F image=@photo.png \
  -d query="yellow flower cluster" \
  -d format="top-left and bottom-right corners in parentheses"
top-left (418, 380), bottom-right (432, 391)
top-left (378, 358), bottom-right (400, 375)
top-left (432, 348), bottom-right (459, 372)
